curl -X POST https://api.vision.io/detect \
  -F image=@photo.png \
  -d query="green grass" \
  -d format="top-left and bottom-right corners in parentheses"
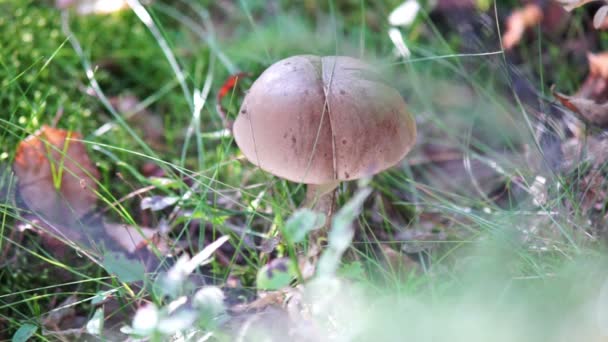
top-left (1, 0), bottom-right (607, 340)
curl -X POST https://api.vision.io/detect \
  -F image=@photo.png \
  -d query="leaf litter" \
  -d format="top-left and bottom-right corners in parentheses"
top-left (14, 126), bottom-right (99, 229)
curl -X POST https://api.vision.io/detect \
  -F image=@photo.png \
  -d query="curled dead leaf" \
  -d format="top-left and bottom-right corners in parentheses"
top-left (553, 87), bottom-right (608, 128)
top-left (502, 3), bottom-right (543, 50)
top-left (575, 53), bottom-right (608, 103)
top-left (13, 126), bottom-right (99, 227)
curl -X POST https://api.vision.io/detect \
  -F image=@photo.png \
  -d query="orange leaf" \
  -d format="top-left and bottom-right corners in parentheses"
top-left (13, 125), bottom-right (99, 226)
top-left (216, 72), bottom-right (250, 127)
top-left (588, 52), bottom-right (608, 79)
top-left (502, 4), bottom-right (543, 50)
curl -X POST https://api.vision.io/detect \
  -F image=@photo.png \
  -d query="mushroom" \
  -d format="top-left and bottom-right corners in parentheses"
top-left (233, 55), bottom-right (416, 248)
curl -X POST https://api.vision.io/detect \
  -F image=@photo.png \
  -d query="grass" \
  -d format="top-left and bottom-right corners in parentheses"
top-left (1, 0), bottom-right (608, 340)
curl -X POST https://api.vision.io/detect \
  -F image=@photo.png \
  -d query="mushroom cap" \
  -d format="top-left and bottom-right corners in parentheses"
top-left (233, 55), bottom-right (416, 185)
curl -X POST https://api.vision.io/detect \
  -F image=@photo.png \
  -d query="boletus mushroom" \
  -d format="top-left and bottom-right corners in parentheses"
top-left (233, 55), bottom-right (416, 249)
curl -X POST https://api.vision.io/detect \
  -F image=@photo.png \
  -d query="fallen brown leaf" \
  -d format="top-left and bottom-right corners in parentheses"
top-left (576, 53), bottom-right (608, 103)
top-left (502, 3), bottom-right (544, 50)
top-left (16, 214), bottom-right (81, 257)
top-left (553, 88), bottom-right (608, 128)
top-left (13, 126), bottom-right (99, 227)
top-left (104, 222), bottom-right (160, 254)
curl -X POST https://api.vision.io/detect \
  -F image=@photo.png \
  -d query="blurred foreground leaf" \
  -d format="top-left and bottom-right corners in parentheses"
top-left (257, 258), bottom-right (298, 290)
top-left (12, 323), bottom-right (37, 342)
top-left (317, 188), bottom-right (372, 277)
top-left (102, 251), bottom-right (145, 283)
top-left (282, 209), bottom-right (326, 244)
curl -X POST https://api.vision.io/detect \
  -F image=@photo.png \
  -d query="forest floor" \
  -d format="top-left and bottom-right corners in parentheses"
top-left (3, 0), bottom-right (608, 341)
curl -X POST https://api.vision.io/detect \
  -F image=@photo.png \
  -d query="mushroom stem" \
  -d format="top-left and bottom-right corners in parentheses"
top-left (305, 180), bottom-right (340, 250)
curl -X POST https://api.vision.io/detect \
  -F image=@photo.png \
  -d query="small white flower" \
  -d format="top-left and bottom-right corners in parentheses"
top-left (132, 303), bottom-right (159, 335)
top-left (388, 28), bottom-right (411, 59)
top-left (193, 286), bottom-right (226, 316)
top-left (388, 0), bottom-right (420, 27)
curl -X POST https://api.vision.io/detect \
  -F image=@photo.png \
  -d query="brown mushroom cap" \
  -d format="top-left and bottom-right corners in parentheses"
top-left (233, 55), bottom-right (416, 185)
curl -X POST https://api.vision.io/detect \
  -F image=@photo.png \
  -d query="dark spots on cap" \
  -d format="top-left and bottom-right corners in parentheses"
top-left (266, 259), bottom-right (289, 278)
top-left (283, 133), bottom-right (288, 139)
top-left (275, 262), bottom-right (288, 272)
top-left (344, 172), bottom-right (350, 178)
top-left (291, 136), bottom-right (296, 144)
top-left (324, 152), bottom-right (328, 158)
top-left (341, 139), bottom-right (347, 145)
top-left (285, 62), bottom-right (291, 66)
top-left (340, 90), bottom-right (345, 95)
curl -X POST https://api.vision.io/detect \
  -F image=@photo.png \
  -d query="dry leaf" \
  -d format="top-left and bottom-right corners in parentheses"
top-left (574, 53), bottom-right (608, 103)
top-left (140, 195), bottom-right (179, 212)
top-left (502, 3), bottom-right (544, 50)
top-left (104, 222), bottom-right (159, 254)
top-left (553, 88), bottom-right (608, 127)
top-left (42, 295), bottom-right (79, 330)
top-left (16, 214), bottom-right (82, 257)
top-left (588, 52), bottom-right (608, 79)
top-left (552, 53), bottom-right (608, 127)
top-left (13, 126), bottom-right (99, 227)
top-left (555, 0), bottom-right (600, 12)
